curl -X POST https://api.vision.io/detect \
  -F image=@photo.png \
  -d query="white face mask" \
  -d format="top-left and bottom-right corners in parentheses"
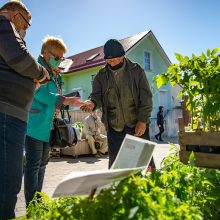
top-left (18, 29), bottom-right (26, 39)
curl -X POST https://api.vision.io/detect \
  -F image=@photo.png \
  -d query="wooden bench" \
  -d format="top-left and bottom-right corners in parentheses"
top-left (60, 122), bottom-right (107, 158)
top-left (60, 139), bottom-right (91, 158)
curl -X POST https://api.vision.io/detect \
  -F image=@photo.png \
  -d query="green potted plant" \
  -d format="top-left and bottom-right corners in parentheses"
top-left (155, 48), bottom-right (220, 168)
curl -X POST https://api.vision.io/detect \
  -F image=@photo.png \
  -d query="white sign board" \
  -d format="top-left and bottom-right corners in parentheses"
top-left (52, 134), bottom-right (156, 198)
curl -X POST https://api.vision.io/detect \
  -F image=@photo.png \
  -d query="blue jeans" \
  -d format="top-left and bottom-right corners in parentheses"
top-left (24, 135), bottom-right (50, 206)
top-left (107, 126), bottom-right (150, 168)
top-left (0, 113), bottom-right (27, 220)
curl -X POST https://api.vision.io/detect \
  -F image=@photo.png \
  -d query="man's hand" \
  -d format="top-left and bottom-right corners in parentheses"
top-left (38, 69), bottom-right (50, 84)
top-left (80, 100), bottom-right (95, 112)
top-left (134, 121), bottom-right (146, 137)
top-left (63, 97), bottom-right (84, 107)
top-left (34, 69), bottom-right (50, 88)
top-left (34, 81), bottom-right (41, 90)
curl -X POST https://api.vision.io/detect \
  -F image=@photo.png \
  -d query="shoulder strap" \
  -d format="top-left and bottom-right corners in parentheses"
top-left (60, 107), bottom-right (71, 122)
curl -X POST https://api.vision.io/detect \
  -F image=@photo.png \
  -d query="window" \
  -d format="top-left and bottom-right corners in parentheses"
top-left (144, 51), bottom-right (151, 71)
top-left (86, 53), bottom-right (99, 62)
top-left (59, 59), bottom-right (73, 72)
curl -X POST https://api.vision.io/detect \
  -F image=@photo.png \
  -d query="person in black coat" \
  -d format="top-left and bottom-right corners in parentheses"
top-left (155, 106), bottom-right (164, 141)
top-left (80, 39), bottom-right (153, 168)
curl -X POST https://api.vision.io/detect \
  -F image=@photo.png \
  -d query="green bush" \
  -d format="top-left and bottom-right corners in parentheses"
top-left (155, 48), bottom-right (220, 131)
top-left (21, 152), bottom-right (220, 220)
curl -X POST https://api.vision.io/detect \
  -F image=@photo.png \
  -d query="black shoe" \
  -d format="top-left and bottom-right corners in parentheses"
top-left (155, 135), bottom-right (158, 140)
top-left (159, 139), bottom-right (164, 142)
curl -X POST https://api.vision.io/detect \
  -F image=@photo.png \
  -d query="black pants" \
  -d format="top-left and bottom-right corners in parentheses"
top-left (107, 126), bottom-right (154, 169)
top-left (156, 125), bottom-right (164, 140)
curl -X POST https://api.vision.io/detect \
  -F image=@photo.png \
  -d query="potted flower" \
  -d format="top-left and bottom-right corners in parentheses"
top-left (155, 48), bottom-right (220, 168)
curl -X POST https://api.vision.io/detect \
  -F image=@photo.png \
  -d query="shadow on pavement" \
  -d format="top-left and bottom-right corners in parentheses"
top-left (50, 154), bottom-right (109, 164)
top-left (151, 136), bottom-right (178, 144)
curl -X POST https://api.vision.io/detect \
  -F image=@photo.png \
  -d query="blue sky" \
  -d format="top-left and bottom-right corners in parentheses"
top-left (2, 0), bottom-right (220, 62)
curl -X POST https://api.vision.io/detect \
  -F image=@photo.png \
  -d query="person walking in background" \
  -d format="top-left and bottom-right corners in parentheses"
top-left (84, 111), bottom-right (108, 158)
top-left (0, 1), bottom-right (50, 219)
top-left (81, 39), bottom-right (153, 168)
top-left (155, 106), bottom-right (164, 141)
top-left (24, 36), bottom-right (84, 207)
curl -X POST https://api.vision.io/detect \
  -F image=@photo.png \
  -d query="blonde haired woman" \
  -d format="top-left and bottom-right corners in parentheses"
top-left (24, 36), bottom-right (83, 206)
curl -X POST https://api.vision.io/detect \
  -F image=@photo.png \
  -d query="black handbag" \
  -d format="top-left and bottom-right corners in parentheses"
top-left (95, 141), bottom-right (101, 150)
top-left (50, 107), bottom-right (78, 148)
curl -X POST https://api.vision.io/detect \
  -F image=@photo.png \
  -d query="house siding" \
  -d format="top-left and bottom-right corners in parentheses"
top-left (62, 66), bottom-right (103, 99)
top-left (126, 37), bottom-right (172, 118)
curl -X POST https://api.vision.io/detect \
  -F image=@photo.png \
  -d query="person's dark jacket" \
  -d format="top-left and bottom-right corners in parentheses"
top-left (90, 58), bottom-right (152, 130)
top-left (0, 15), bottom-right (45, 122)
top-left (157, 111), bottom-right (164, 126)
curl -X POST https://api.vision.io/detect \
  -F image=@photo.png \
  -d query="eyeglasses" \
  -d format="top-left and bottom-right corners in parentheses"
top-left (50, 52), bottom-right (64, 61)
top-left (105, 56), bottom-right (124, 62)
top-left (18, 12), bottom-right (31, 28)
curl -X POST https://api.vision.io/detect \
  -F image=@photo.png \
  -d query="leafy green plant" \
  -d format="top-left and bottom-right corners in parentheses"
top-left (20, 152), bottom-right (220, 220)
top-left (155, 48), bottom-right (220, 131)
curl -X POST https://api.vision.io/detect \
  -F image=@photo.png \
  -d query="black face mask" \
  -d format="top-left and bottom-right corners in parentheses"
top-left (109, 61), bottom-right (124, 70)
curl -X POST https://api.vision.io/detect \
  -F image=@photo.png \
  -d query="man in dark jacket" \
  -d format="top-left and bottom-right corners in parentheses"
top-left (155, 106), bottom-right (164, 141)
top-left (81, 39), bottom-right (153, 168)
top-left (0, 1), bottom-right (49, 219)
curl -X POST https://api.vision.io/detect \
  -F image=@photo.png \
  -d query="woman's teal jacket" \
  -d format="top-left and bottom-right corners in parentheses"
top-left (26, 56), bottom-right (63, 142)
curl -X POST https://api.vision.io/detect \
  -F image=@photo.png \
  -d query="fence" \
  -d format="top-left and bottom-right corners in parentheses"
top-left (69, 111), bottom-right (93, 123)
